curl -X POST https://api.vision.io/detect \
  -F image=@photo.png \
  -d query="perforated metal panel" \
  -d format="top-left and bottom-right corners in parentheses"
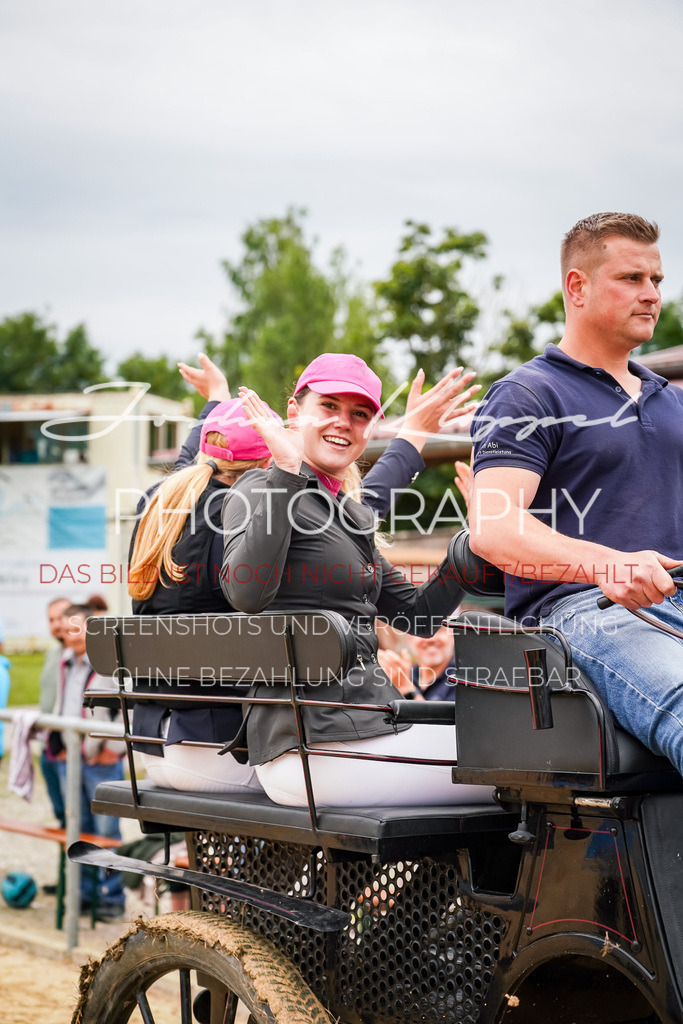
top-left (190, 830), bottom-right (504, 1024)
top-left (334, 857), bottom-right (503, 1022)
top-left (191, 831), bottom-right (328, 1001)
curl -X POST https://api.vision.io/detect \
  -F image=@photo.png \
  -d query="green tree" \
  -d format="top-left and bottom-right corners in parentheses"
top-left (201, 208), bottom-right (390, 410)
top-left (58, 324), bottom-right (107, 391)
top-left (639, 297), bottom-right (683, 354)
top-left (0, 312), bottom-right (58, 391)
top-left (374, 221), bottom-right (488, 382)
top-left (116, 353), bottom-right (192, 402)
top-left (480, 291), bottom-right (565, 389)
top-left (0, 312), bottom-right (106, 392)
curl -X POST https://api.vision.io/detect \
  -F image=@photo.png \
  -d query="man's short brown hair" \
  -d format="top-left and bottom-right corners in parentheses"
top-left (561, 212), bottom-right (660, 284)
top-left (63, 603), bottom-right (90, 620)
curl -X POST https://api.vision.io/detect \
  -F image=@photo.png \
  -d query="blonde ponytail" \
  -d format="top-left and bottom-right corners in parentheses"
top-left (128, 435), bottom-right (269, 601)
top-left (128, 462), bottom-right (215, 600)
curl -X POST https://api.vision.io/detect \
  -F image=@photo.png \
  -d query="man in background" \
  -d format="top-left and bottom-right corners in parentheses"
top-left (39, 597), bottom-right (71, 826)
top-left (52, 604), bottom-right (126, 922)
top-left (378, 625), bottom-right (456, 701)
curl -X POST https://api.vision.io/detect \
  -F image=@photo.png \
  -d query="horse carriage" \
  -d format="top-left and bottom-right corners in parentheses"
top-left (70, 531), bottom-right (683, 1024)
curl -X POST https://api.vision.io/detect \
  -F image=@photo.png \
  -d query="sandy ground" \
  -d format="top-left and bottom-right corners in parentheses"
top-left (0, 717), bottom-right (155, 1023)
top-left (0, 943), bottom-right (85, 1024)
top-left (0, 718), bottom-right (253, 1024)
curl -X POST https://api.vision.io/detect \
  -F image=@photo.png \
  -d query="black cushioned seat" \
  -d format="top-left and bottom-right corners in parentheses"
top-left (93, 781), bottom-right (516, 859)
top-left (447, 531), bottom-right (681, 791)
top-left (451, 610), bottom-right (680, 792)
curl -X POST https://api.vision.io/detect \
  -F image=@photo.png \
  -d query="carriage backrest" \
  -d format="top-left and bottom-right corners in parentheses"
top-left (86, 611), bottom-right (358, 692)
top-left (444, 530), bottom-right (681, 794)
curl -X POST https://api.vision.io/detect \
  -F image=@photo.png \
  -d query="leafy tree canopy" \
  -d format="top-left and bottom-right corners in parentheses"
top-left (639, 296), bottom-right (683, 355)
top-left (200, 208), bottom-right (392, 410)
top-left (374, 221), bottom-right (489, 382)
top-left (0, 312), bottom-right (106, 393)
top-left (480, 291), bottom-right (565, 389)
top-left (116, 353), bottom-right (193, 403)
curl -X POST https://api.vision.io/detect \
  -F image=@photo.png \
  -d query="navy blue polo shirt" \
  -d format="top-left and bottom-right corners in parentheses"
top-left (471, 344), bottom-right (683, 624)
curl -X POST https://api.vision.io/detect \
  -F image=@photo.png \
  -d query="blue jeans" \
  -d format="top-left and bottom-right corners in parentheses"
top-left (541, 586), bottom-right (683, 775)
top-left (57, 759), bottom-right (125, 909)
top-left (40, 748), bottom-right (66, 827)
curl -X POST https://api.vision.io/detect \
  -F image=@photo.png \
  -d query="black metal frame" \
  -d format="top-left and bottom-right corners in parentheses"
top-left (93, 621), bottom-right (461, 838)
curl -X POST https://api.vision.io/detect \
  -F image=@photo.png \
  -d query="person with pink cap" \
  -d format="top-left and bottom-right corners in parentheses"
top-left (128, 396), bottom-right (281, 611)
top-left (127, 387), bottom-right (282, 794)
top-left (213, 353), bottom-right (492, 807)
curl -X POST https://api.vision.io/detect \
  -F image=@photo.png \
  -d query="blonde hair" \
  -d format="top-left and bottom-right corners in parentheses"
top-left (342, 461), bottom-right (362, 502)
top-left (128, 431), bottom-right (268, 601)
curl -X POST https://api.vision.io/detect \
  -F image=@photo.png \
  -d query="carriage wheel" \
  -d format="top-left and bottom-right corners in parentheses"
top-left (72, 911), bottom-right (331, 1024)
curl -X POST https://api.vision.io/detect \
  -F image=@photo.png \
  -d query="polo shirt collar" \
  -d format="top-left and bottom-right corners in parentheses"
top-left (544, 344), bottom-right (668, 389)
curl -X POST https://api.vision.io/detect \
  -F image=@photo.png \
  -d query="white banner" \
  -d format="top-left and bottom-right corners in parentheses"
top-left (0, 466), bottom-right (110, 641)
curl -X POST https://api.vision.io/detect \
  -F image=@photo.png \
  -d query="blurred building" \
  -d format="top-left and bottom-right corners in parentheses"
top-left (638, 344), bottom-right (683, 385)
top-left (0, 387), bottom-right (192, 647)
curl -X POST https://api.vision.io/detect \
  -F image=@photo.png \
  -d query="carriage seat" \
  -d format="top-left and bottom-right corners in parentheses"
top-left (83, 608), bottom-right (514, 857)
top-left (91, 779), bottom-right (515, 860)
top-left (449, 530), bottom-right (682, 795)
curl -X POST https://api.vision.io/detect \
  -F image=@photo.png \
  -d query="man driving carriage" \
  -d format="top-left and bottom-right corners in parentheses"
top-left (469, 211), bottom-right (683, 776)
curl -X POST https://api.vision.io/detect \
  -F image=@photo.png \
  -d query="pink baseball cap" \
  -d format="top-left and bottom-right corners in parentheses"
top-left (294, 354), bottom-right (383, 417)
top-left (200, 398), bottom-right (282, 461)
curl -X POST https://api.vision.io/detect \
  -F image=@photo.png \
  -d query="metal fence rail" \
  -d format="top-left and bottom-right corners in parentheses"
top-left (0, 707), bottom-right (124, 951)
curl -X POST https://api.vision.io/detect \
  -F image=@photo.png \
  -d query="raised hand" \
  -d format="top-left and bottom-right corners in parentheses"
top-left (377, 648), bottom-right (420, 697)
top-left (238, 387), bottom-right (304, 475)
top-left (454, 460), bottom-right (473, 514)
top-left (178, 353), bottom-right (230, 402)
top-left (397, 367), bottom-right (481, 453)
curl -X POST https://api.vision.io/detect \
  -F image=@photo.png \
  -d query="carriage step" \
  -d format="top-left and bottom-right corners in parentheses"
top-left (68, 840), bottom-right (350, 932)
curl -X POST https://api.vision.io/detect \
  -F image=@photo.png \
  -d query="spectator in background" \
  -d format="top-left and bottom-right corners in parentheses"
top-left (85, 594), bottom-right (108, 615)
top-left (378, 625), bottom-right (456, 701)
top-left (377, 459), bottom-right (472, 701)
top-left (51, 604), bottom-right (126, 922)
top-left (39, 597), bottom-right (71, 826)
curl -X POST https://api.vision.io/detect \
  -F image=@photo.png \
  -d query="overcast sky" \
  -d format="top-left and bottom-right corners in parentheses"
top-left (2, 0), bottom-right (683, 373)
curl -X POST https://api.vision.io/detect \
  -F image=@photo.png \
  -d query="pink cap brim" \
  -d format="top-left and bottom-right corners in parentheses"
top-left (303, 380), bottom-right (383, 417)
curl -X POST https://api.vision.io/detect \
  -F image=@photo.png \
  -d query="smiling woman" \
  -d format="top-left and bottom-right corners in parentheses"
top-left (291, 388), bottom-right (374, 479)
top-left (210, 353), bottom-right (494, 809)
top-left (254, 353), bottom-right (384, 495)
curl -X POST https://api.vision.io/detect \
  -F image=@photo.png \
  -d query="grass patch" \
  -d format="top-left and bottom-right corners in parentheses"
top-left (5, 652), bottom-right (42, 706)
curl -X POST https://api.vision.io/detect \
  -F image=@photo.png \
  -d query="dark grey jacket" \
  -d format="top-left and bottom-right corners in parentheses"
top-left (132, 402), bottom-right (424, 756)
top-left (221, 463), bottom-right (464, 764)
